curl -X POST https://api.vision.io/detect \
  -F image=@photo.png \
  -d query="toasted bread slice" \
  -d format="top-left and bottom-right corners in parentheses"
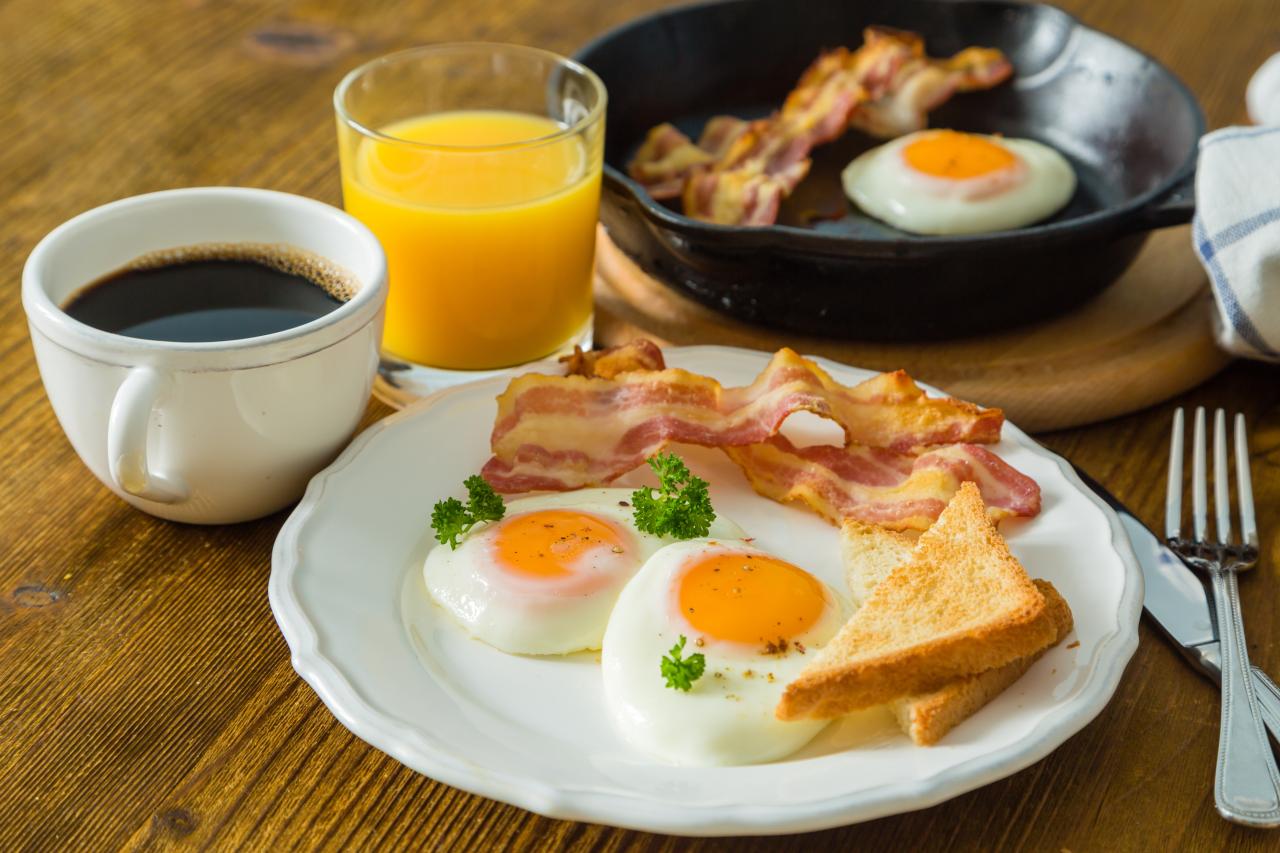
top-left (777, 482), bottom-right (1055, 720)
top-left (894, 580), bottom-right (1073, 744)
top-left (839, 520), bottom-right (1073, 744)
top-left (841, 520), bottom-right (917, 607)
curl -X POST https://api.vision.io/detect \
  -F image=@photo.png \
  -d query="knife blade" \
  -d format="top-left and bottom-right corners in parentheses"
top-left (1072, 465), bottom-right (1280, 741)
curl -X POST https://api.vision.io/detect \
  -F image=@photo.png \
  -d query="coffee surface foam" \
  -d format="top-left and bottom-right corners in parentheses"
top-left (122, 242), bottom-right (360, 302)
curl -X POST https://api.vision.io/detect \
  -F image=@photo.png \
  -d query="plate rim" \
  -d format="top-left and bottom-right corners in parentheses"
top-left (269, 344), bottom-right (1143, 836)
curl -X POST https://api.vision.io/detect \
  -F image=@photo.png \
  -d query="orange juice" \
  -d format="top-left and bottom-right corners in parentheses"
top-left (339, 110), bottom-right (600, 370)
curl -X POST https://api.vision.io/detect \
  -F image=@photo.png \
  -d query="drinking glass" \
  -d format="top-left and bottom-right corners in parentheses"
top-left (335, 43), bottom-right (606, 401)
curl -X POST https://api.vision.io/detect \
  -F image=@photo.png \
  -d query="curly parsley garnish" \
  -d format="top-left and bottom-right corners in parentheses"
top-left (631, 453), bottom-right (716, 539)
top-left (660, 635), bottom-right (706, 692)
top-left (431, 475), bottom-right (506, 549)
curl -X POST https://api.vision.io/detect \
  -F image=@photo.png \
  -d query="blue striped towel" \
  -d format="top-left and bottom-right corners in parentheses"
top-left (1193, 126), bottom-right (1280, 361)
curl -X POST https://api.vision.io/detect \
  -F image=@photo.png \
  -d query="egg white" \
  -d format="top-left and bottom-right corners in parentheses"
top-left (601, 539), bottom-right (847, 766)
top-left (842, 130), bottom-right (1077, 235)
top-left (424, 489), bottom-right (746, 656)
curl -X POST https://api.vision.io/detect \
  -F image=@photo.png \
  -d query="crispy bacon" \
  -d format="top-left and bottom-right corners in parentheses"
top-left (628, 27), bottom-right (1013, 225)
top-left (723, 436), bottom-right (1040, 530)
top-left (681, 47), bottom-right (860, 224)
top-left (628, 118), bottom-right (756, 202)
top-left (627, 123), bottom-right (714, 199)
top-left (559, 339), bottom-right (666, 379)
top-left (481, 347), bottom-right (1033, 529)
top-left (847, 31), bottom-right (1014, 138)
top-left (683, 162), bottom-right (807, 226)
top-left (699, 116), bottom-right (753, 158)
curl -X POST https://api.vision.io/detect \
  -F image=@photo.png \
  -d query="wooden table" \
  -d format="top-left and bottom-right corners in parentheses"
top-left (2, 0), bottom-right (1278, 848)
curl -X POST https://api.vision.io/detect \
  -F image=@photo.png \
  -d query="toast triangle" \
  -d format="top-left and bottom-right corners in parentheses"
top-left (841, 520), bottom-right (918, 608)
top-left (893, 579), bottom-right (1073, 744)
top-left (838, 518), bottom-right (1073, 744)
top-left (777, 481), bottom-right (1055, 720)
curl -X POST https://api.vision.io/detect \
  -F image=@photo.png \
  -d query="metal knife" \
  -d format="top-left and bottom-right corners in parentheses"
top-left (1073, 466), bottom-right (1280, 741)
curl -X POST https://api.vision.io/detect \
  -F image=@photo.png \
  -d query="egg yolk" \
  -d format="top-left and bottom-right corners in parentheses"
top-left (492, 510), bottom-right (628, 578)
top-left (677, 552), bottom-right (827, 645)
top-left (903, 130), bottom-right (1018, 179)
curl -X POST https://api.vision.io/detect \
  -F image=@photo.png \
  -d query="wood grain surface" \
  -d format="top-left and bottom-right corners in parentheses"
top-left (1, 0), bottom-right (1278, 850)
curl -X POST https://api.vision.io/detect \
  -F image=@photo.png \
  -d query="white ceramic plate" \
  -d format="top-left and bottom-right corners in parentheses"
top-left (269, 346), bottom-right (1142, 836)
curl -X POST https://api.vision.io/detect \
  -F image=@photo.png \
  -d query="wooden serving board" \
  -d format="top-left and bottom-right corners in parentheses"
top-left (593, 225), bottom-right (1231, 432)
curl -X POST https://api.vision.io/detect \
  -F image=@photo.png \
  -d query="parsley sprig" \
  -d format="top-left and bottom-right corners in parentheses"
top-left (431, 475), bottom-right (506, 549)
top-left (660, 635), bottom-right (706, 692)
top-left (631, 453), bottom-right (716, 539)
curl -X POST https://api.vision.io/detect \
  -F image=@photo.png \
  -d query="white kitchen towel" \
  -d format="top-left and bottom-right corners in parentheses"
top-left (1247, 52), bottom-right (1280, 125)
top-left (1192, 125), bottom-right (1280, 361)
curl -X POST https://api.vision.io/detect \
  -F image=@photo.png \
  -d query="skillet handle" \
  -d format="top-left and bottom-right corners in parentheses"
top-left (1134, 167), bottom-right (1196, 230)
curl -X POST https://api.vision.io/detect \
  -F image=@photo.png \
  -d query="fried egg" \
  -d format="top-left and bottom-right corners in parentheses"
top-left (602, 539), bottom-right (847, 765)
top-left (841, 129), bottom-right (1076, 235)
top-left (424, 489), bottom-right (746, 656)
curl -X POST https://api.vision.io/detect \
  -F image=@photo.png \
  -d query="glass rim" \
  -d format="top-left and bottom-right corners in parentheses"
top-left (333, 42), bottom-right (607, 153)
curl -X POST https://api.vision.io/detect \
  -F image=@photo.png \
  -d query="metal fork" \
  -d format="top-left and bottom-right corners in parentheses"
top-left (1166, 407), bottom-right (1280, 827)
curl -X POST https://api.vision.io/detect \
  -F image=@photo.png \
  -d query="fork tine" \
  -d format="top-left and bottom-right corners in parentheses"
top-left (1214, 409), bottom-right (1232, 545)
top-left (1166, 407), bottom-right (1185, 540)
top-left (1236, 413), bottom-right (1259, 549)
top-left (1192, 406), bottom-right (1208, 543)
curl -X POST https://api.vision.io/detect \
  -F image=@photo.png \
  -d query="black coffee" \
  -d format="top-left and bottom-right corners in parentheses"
top-left (62, 243), bottom-right (356, 343)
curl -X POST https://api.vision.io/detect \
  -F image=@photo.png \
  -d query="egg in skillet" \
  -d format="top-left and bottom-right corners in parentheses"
top-left (602, 539), bottom-right (847, 766)
top-left (424, 488), bottom-right (746, 656)
top-left (841, 129), bottom-right (1076, 235)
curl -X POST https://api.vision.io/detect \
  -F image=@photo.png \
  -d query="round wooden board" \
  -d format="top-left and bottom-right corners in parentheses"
top-left (593, 225), bottom-right (1231, 432)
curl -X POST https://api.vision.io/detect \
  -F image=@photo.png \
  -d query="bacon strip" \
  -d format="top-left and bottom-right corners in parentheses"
top-left (627, 27), bottom-right (1013, 225)
top-left (627, 123), bottom-right (714, 200)
top-left (560, 339), bottom-right (665, 379)
top-left (482, 345), bottom-right (1038, 529)
top-left (847, 36), bottom-right (1014, 138)
top-left (699, 116), bottom-right (753, 158)
top-left (723, 436), bottom-right (1041, 530)
top-left (628, 118), bottom-right (757, 202)
top-left (482, 348), bottom-right (1017, 513)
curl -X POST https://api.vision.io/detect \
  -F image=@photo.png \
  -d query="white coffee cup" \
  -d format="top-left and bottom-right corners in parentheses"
top-left (23, 187), bottom-right (388, 524)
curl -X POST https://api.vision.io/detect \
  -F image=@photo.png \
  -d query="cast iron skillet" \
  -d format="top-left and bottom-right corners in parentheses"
top-left (574, 0), bottom-right (1204, 341)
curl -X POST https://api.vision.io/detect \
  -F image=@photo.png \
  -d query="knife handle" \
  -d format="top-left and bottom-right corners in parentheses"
top-left (1253, 666), bottom-right (1280, 746)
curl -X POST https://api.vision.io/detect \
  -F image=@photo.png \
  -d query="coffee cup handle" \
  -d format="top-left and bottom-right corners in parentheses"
top-left (107, 366), bottom-right (189, 504)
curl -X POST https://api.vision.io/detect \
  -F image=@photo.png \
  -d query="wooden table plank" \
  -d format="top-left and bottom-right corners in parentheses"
top-left (1, 0), bottom-right (1278, 849)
